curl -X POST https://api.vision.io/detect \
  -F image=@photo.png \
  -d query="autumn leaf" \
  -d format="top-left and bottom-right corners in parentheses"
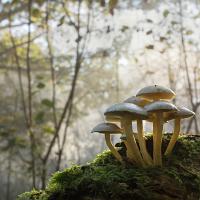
top-left (146, 30), bottom-right (152, 35)
top-left (145, 45), bottom-right (154, 49)
top-left (109, 0), bottom-right (118, 15)
top-left (186, 30), bottom-right (193, 35)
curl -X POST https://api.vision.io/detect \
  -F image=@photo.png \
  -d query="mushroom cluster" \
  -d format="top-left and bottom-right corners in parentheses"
top-left (91, 85), bottom-right (195, 167)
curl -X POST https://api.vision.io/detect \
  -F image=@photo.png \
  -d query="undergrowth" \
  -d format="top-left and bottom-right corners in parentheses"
top-left (18, 134), bottom-right (200, 200)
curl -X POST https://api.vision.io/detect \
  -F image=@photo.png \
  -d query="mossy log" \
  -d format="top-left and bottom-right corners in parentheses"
top-left (18, 134), bottom-right (200, 200)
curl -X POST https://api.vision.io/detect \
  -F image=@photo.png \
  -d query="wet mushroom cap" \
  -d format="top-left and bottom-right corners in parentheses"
top-left (164, 106), bottom-right (195, 121)
top-left (91, 122), bottom-right (122, 134)
top-left (123, 96), bottom-right (150, 107)
top-left (136, 85), bottom-right (175, 101)
top-left (145, 101), bottom-right (178, 113)
top-left (104, 103), bottom-right (148, 120)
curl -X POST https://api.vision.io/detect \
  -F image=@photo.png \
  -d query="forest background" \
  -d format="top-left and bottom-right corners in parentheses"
top-left (0, 0), bottom-right (199, 199)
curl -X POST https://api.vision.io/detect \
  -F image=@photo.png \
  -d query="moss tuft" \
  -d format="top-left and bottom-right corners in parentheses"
top-left (17, 189), bottom-right (46, 200)
top-left (18, 134), bottom-right (200, 200)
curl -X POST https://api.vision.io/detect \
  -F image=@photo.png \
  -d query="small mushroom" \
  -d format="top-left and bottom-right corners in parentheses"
top-left (104, 103), bottom-right (149, 166)
top-left (136, 85), bottom-right (175, 101)
top-left (91, 122), bottom-right (123, 163)
top-left (123, 96), bottom-right (151, 107)
top-left (136, 85), bottom-right (176, 166)
top-left (123, 96), bottom-right (153, 165)
top-left (145, 101), bottom-right (178, 166)
top-left (164, 107), bottom-right (195, 156)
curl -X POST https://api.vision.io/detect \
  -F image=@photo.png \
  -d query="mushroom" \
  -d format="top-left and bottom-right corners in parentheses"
top-left (104, 103), bottom-right (150, 166)
top-left (145, 101), bottom-right (178, 166)
top-left (136, 85), bottom-right (176, 166)
top-left (164, 106), bottom-right (195, 156)
top-left (91, 122), bottom-right (123, 163)
top-left (136, 85), bottom-right (175, 101)
top-left (123, 96), bottom-right (153, 165)
top-left (90, 85), bottom-right (194, 168)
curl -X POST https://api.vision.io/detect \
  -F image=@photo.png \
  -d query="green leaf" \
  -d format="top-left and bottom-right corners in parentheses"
top-left (100, 0), bottom-right (105, 7)
top-left (35, 0), bottom-right (45, 6)
top-left (36, 75), bottom-right (44, 80)
top-left (145, 45), bottom-right (154, 49)
top-left (37, 82), bottom-right (45, 89)
top-left (167, 30), bottom-right (172, 34)
top-left (171, 21), bottom-right (178, 25)
top-left (35, 111), bottom-right (45, 124)
top-left (186, 30), bottom-right (193, 35)
top-left (43, 125), bottom-right (54, 135)
top-left (41, 99), bottom-right (54, 108)
top-left (15, 136), bottom-right (27, 148)
top-left (163, 10), bottom-right (169, 18)
top-left (109, 0), bottom-right (118, 15)
top-left (121, 26), bottom-right (129, 32)
top-left (146, 30), bottom-right (152, 35)
top-left (146, 19), bottom-right (153, 23)
top-left (58, 16), bottom-right (65, 27)
top-left (160, 37), bottom-right (167, 42)
top-left (32, 8), bottom-right (41, 18)
top-left (11, 0), bottom-right (20, 5)
top-left (188, 40), bottom-right (193, 45)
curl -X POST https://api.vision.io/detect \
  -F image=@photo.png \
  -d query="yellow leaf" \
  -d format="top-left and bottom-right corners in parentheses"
top-left (109, 0), bottom-right (118, 15)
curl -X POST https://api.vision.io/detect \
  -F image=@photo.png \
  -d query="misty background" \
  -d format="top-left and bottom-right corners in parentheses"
top-left (0, 0), bottom-right (200, 199)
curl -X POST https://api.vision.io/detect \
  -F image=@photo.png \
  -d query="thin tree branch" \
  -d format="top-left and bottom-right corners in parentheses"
top-left (8, 8), bottom-right (29, 129)
top-left (26, 0), bottom-right (36, 188)
top-left (179, 0), bottom-right (199, 134)
top-left (0, 33), bottom-right (44, 58)
top-left (45, 1), bottom-right (58, 131)
top-left (41, 0), bottom-right (83, 188)
top-left (179, 0), bottom-right (193, 107)
top-left (45, 0), bottom-right (61, 162)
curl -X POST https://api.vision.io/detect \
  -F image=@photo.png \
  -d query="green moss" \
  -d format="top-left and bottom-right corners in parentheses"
top-left (17, 189), bottom-right (47, 200)
top-left (18, 134), bottom-right (200, 200)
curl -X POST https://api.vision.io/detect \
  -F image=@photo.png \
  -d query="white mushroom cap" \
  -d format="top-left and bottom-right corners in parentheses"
top-left (136, 85), bottom-right (175, 101)
top-left (123, 96), bottom-right (151, 107)
top-left (104, 103), bottom-right (148, 120)
top-left (91, 122), bottom-right (122, 134)
top-left (164, 106), bottom-right (195, 121)
top-left (145, 101), bottom-right (178, 113)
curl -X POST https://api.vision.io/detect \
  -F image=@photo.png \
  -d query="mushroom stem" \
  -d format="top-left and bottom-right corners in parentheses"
top-left (153, 116), bottom-right (157, 164)
top-left (120, 120), bottom-right (137, 162)
top-left (137, 120), bottom-right (153, 166)
top-left (154, 112), bottom-right (164, 166)
top-left (122, 118), bottom-right (145, 166)
top-left (105, 134), bottom-right (123, 163)
top-left (122, 138), bottom-right (137, 163)
top-left (164, 118), bottom-right (181, 156)
top-left (120, 123), bottom-right (137, 163)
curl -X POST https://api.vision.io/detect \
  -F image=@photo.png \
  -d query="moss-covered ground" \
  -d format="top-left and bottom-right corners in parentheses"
top-left (18, 134), bottom-right (200, 200)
